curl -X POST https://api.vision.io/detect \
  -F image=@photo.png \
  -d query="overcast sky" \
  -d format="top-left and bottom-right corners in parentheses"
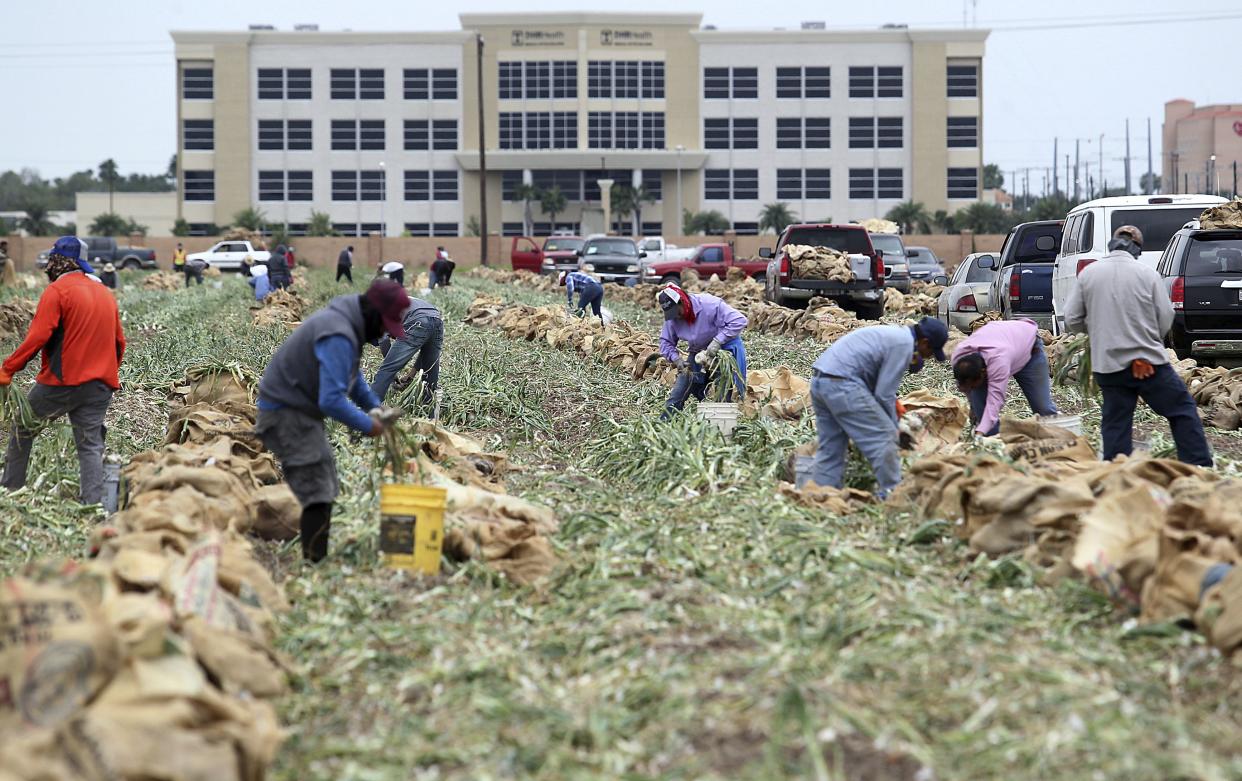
top-left (1, 0), bottom-right (1234, 195)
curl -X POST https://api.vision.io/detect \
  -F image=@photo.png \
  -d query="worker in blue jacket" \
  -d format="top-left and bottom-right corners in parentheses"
top-left (806, 317), bottom-right (948, 498)
top-left (256, 279), bottom-right (410, 561)
top-left (559, 268), bottom-right (605, 321)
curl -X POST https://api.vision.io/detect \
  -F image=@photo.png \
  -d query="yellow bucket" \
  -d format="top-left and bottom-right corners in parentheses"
top-left (379, 484), bottom-right (447, 574)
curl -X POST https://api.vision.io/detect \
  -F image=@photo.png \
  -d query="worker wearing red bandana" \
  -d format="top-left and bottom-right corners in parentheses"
top-left (656, 284), bottom-right (748, 418)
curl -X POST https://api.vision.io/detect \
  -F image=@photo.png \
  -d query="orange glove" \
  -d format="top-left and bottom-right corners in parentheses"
top-left (0, 368), bottom-right (12, 387)
top-left (1131, 359), bottom-right (1154, 380)
top-left (895, 400), bottom-right (907, 418)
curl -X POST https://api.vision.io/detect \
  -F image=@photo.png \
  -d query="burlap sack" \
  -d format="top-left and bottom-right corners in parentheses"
top-left (250, 484), bottom-right (301, 541)
top-left (746, 367), bottom-right (811, 420)
top-left (1195, 566), bottom-right (1242, 654)
top-left (0, 573), bottom-right (122, 731)
top-left (1071, 484), bottom-right (1173, 607)
top-left (778, 481), bottom-right (874, 515)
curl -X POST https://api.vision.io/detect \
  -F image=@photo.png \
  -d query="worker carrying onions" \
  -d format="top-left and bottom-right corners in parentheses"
top-left (657, 284), bottom-right (748, 418)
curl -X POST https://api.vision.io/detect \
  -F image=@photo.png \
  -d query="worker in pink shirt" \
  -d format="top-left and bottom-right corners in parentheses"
top-left (951, 319), bottom-right (1058, 436)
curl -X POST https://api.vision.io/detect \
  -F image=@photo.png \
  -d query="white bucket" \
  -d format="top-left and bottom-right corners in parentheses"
top-left (698, 402), bottom-right (739, 436)
top-left (1038, 414), bottom-right (1083, 435)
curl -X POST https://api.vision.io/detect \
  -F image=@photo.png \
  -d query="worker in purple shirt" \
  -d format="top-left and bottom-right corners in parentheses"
top-left (657, 284), bottom-right (748, 418)
top-left (951, 319), bottom-right (1058, 436)
top-left (256, 279), bottom-right (409, 562)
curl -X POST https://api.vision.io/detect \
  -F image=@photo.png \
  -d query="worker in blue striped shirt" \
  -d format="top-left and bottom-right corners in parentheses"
top-left (559, 269), bottom-right (605, 321)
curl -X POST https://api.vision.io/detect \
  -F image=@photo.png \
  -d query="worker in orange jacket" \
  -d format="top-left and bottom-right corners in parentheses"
top-left (0, 237), bottom-right (126, 505)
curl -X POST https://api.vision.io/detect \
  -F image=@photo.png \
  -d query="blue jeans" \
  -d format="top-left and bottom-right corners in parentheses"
top-left (1095, 363), bottom-right (1212, 467)
top-left (576, 284), bottom-right (604, 318)
top-left (372, 315), bottom-right (444, 403)
top-left (966, 344), bottom-right (1058, 436)
top-left (662, 337), bottom-right (747, 417)
top-left (809, 375), bottom-right (901, 498)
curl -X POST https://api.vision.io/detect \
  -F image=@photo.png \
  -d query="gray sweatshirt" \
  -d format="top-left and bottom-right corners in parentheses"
top-left (812, 325), bottom-right (914, 425)
top-left (1063, 249), bottom-right (1174, 374)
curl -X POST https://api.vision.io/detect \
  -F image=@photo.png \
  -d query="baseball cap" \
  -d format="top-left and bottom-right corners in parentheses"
top-left (49, 236), bottom-right (94, 273)
top-left (915, 316), bottom-right (949, 362)
top-left (1113, 224), bottom-right (1144, 247)
top-left (365, 278), bottom-right (411, 339)
top-left (657, 288), bottom-right (681, 321)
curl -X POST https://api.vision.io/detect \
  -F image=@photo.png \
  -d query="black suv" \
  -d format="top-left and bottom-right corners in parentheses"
top-left (1158, 220), bottom-right (1242, 365)
top-left (577, 237), bottom-right (645, 285)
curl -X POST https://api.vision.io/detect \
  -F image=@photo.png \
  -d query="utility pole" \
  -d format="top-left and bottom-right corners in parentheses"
top-left (1053, 137), bottom-right (1059, 195)
top-left (1098, 133), bottom-right (1104, 198)
top-left (1234, 161), bottom-right (1238, 198)
top-left (1124, 119), bottom-right (1132, 195)
top-left (476, 33), bottom-right (489, 266)
top-left (1065, 154), bottom-right (1071, 201)
top-left (1146, 118), bottom-right (1154, 194)
top-left (1074, 139), bottom-right (1080, 201)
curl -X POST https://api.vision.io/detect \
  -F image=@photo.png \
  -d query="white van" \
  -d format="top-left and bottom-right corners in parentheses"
top-left (1051, 194), bottom-right (1228, 333)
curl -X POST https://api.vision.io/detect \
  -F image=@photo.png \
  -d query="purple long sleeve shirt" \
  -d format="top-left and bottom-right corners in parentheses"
top-left (950, 318), bottom-right (1040, 434)
top-left (659, 293), bottom-right (748, 362)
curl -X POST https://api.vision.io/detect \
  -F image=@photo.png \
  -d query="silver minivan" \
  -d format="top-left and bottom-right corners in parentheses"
top-left (1051, 194), bottom-right (1227, 333)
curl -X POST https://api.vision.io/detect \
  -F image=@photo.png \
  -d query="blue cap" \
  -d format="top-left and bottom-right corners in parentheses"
top-left (49, 236), bottom-right (94, 274)
top-left (915, 316), bottom-right (949, 362)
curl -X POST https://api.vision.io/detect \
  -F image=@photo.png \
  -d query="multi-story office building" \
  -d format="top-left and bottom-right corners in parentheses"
top-left (172, 13), bottom-right (987, 237)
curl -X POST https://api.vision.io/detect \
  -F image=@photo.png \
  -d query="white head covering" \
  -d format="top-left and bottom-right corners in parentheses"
top-left (250, 264), bottom-right (268, 277)
top-left (381, 261), bottom-right (405, 273)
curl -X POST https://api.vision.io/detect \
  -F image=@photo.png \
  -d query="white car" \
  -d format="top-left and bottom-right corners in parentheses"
top-left (936, 252), bottom-right (999, 333)
top-left (638, 236), bottom-right (697, 267)
top-left (1051, 194), bottom-right (1227, 333)
top-left (187, 240), bottom-right (271, 271)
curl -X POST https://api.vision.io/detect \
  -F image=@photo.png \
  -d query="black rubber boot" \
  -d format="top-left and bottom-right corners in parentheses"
top-left (301, 502), bottom-right (333, 563)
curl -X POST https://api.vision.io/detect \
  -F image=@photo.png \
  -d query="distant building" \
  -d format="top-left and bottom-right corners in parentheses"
top-left (75, 192), bottom-right (177, 237)
top-left (1163, 99), bottom-right (1242, 196)
top-left (171, 13), bottom-right (987, 237)
top-left (980, 188), bottom-right (1012, 210)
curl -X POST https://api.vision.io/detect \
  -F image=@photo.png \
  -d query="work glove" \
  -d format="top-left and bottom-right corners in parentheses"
top-left (895, 400), bottom-right (907, 418)
top-left (673, 357), bottom-right (689, 371)
top-left (369, 406), bottom-right (403, 427)
top-left (1131, 359), bottom-right (1155, 380)
top-left (0, 368), bottom-right (11, 387)
top-left (694, 340), bottom-right (723, 366)
top-left (574, 308), bottom-right (586, 318)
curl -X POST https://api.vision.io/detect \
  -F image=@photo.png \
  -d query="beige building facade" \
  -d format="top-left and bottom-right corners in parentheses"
top-left (172, 13), bottom-right (986, 238)
top-left (1164, 99), bottom-right (1242, 196)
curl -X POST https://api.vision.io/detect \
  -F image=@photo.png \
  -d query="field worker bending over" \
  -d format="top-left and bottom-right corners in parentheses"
top-left (560, 268), bottom-right (605, 320)
top-left (0, 237), bottom-right (126, 505)
top-left (371, 296), bottom-right (444, 405)
top-left (1064, 224), bottom-right (1212, 466)
top-left (657, 285), bottom-right (748, 418)
top-left (808, 317), bottom-right (948, 498)
top-left (256, 279), bottom-right (409, 562)
top-left (381, 261), bottom-right (405, 287)
top-left (248, 263), bottom-right (271, 301)
top-left (952, 318), bottom-right (1058, 436)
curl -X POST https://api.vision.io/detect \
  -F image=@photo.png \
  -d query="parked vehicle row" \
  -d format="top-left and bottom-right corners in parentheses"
top-left (760, 223), bottom-right (887, 319)
top-left (642, 243), bottom-right (766, 285)
top-left (1159, 220), bottom-right (1242, 365)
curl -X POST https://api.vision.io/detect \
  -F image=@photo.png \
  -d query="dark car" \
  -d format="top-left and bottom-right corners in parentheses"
top-left (1158, 221), bottom-right (1242, 366)
top-left (868, 232), bottom-right (911, 293)
top-left (578, 237), bottom-right (644, 284)
top-left (37, 236), bottom-right (157, 270)
top-left (985, 220), bottom-right (1063, 331)
top-left (906, 246), bottom-right (945, 282)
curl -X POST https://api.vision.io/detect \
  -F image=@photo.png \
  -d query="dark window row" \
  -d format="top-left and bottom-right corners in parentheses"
top-left (499, 60), bottom-right (578, 99)
top-left (947, 116), bottom-right (978, 148)
top-left (848, 168), bottom-right (904, 199)
top-left (405, 222), bottom-right (460, 237)
top-left (848, 66), bottom-right (903, 99)
top-left (947, 167), bottom-right (979, 198)
top-left (700, 168), bottom-right (906, 200)
top-left (498, 112), bottom-right (578, 150)
top-left (705, 66), bottom-right (902, 99)
top-left (775, 168), bottom-right (832, 199)
top-left (402, 171), bottom-right (459, 201)
top-left (775, 66), bottom-right (831, 99)
top-left (182, 66), bottom-right (459, 100)
top-left (704, 117), bottom-right (758, 150)
top-left (588, 61), bottom-right (665, 99)
top-left (848, 117), bottom-right (904, 149)
top-left (704, 67), bottom-right (757, 99)
top-left (588, 112), bottom-right (665, 150)
top-left (704, 169), bottom-right (759, 200)
top-left (258, 119), bottom-right (313, 150)
top-left (252, 119), bottom-right (459, 151)
top-left (258, 170), bottom-right (313, 201)
top-left (258, 68), bottom-right (311, 100)
top-left (947, 63), bottom-right (979, 98)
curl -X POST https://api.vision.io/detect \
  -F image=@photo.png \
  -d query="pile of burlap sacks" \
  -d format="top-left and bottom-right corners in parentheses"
top-left (397, 421), bottom-right (559, 585)
top-left (1198, 198), bottom-right (1242, 230)
top-left (892, 417), bottom-right (1241, 656)
top-left (0, 297), bottom-right (37, 340)
top-left (884, 288), bottom-right (940, 317)
top-left (0, 367), bottom-right (299, 780)
top-left (785, 244), bottom-right (855, 283)
top-left (142, 271), bottom-right (184, 291)
top-left (465, 295), bottom-right (814, 420)
top-left (251, 288), bottom-right (308, 329)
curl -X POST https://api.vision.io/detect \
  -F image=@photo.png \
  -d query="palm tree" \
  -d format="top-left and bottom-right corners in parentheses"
top-left (931, 209), bottom-right (955, 234)
top-left (885, 200), bottom-right (930, 234)
top-left (953, 202), bottom-right (1015, 234)
top-left (98, 158), bottom-right (120, 214)
top-left (89, 212), bottom-right (128, 236)
top-left (628, 185), bottom-right (657, 236)
top-left (19, 201), bottom-right (55, 236)
top-left (609, 184), bottom-right (636, 235)
top-left (539, 186), bottom-right (568, 231)
top-left (307, 210), bottom-right (337, 237)
top-left (758, 202), bottom-right (798, 234)
top-left (512, 183), bottom-right (540, 235)
top-left (232, 206), bottom-right (267, 232)
top-left (685, 210), bottom-right (731, 235)
top-left (172, 217), bottom-right (191, 237)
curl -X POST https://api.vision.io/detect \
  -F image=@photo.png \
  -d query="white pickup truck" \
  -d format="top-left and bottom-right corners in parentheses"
top-left (187, 240), bottom-right (272, 271)
top-left (638, 236), bottom-right (697, 268)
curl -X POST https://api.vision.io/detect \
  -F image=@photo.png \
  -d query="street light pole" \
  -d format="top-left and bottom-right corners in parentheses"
top-left (675, 145), bottom-right (684, 235)
top-left (476, 33), bottom-right (489, 266)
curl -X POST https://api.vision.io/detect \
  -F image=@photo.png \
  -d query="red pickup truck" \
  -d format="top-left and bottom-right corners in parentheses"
top-left (510, 235), bottom-right (586, 274)
top-left (640, 243), bottom-right (767, 285)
